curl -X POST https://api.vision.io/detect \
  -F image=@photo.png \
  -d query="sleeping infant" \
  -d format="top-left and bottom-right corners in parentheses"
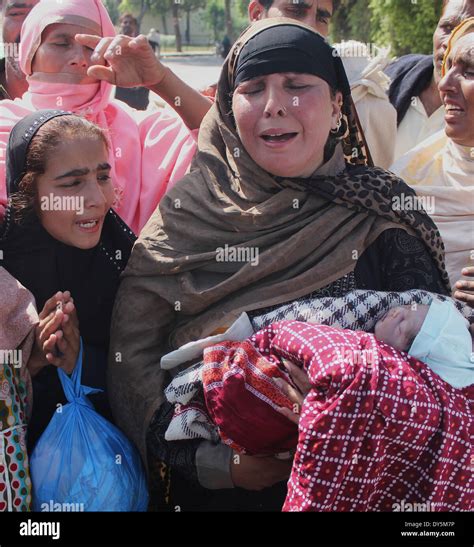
top-left (374, 299), bottom-right (474, 389)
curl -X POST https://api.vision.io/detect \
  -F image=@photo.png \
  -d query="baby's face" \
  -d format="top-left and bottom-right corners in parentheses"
top-left (374, 305), bottom-right (430, 352)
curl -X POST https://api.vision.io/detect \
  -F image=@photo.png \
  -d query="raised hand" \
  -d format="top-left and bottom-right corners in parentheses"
top-left (75, 33), bottom-right (167, 88)
top-left (75, 32), bottom-right (212, 130)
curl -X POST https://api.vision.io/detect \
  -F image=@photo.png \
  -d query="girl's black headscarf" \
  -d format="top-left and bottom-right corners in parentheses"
top-left (0, 110), bottom-right (136, 448)
top-left (1, 108), bottom-right (136, 343)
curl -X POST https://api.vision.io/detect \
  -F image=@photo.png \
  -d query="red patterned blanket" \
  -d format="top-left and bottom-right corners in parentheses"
top-left (254, 321), bottom-right (473, 512)
top-left (168, 320), bottom-right (473, 511)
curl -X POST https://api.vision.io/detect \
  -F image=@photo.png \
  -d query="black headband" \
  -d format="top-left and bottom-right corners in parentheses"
top-left (233, 24), bottom-right (350, 96)
top-left (6, 109), bottom-right (71, 197)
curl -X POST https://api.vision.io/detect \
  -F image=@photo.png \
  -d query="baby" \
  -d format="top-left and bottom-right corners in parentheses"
top-left (374, 299), bottom-right (474, 389)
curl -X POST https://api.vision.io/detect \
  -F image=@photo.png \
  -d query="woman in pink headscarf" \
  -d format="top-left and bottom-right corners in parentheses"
top-left (0, 0), bottom-right (211, 234)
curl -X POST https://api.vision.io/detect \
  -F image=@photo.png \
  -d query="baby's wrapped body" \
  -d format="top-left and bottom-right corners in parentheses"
top-left (164, 290), bottom-right (474, 452)
top-left (162, 289), bottom-right (473, 511)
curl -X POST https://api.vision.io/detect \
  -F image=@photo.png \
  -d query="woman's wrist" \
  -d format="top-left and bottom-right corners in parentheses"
top-left (27, 345), bottom-right (47, 378)
top-left (147, 65), bottom-right (171, 91)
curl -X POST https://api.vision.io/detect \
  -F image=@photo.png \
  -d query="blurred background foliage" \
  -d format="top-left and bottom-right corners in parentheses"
top-left (107, 0), bottom-right (445, 55)
top-left (331, 0), bottom-right (444, 55)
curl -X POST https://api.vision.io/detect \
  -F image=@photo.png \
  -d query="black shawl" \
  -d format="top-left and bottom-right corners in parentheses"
top-left (385, 54), bottom-right (434, 126)
top-left (0, 109), bottom-right (136, 448)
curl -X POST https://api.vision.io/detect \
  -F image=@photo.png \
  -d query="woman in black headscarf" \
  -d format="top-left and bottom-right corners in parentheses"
top-left (108, 19), bottom-right (450, 512)
top-left (0, 109), bottom-right (136, 451)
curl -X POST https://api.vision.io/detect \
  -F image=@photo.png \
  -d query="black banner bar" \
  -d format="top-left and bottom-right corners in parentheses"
top-left (0, 511), bottom-right (472, 546)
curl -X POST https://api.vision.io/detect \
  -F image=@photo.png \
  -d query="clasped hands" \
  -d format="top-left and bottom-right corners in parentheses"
top-left (28, 291), bottom-right (80, 377)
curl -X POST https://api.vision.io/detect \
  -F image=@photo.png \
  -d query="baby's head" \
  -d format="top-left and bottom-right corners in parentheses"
top-left (374, 305), bottom-right (430, 352)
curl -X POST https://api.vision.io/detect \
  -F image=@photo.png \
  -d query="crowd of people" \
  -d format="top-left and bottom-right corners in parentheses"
top-left (0, 0), bottom-right (473, 513)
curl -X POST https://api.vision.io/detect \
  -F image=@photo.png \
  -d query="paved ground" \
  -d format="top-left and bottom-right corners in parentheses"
top-left (161, 54), bottom-right (224, 90)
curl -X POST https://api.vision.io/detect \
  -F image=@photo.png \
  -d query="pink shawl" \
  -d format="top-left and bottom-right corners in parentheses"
top-left (0, 0), bottom-right (197, 234)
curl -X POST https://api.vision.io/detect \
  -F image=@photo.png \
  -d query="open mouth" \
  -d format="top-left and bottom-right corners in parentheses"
top-left (445, 103), bottom-right (464, 115)
top-left (260, 132), bottom-right (298, 143)
top-left (76, 218), bottom-right (101, 232)
top-left (78, 219), bottom-right (98, 228)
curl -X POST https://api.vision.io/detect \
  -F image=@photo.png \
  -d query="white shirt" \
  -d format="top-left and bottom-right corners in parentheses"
top-left (391, 131), bottom-right (474, 288)
top-left (394, 98), bottom-right (445, 161)
top-left (338, 41), bottom-right (397, 169)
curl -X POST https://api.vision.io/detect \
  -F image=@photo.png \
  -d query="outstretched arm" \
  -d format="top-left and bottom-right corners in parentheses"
top-left (75, 34), bottom-right (212, 130)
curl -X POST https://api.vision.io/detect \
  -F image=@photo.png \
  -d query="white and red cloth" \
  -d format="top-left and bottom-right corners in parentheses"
top-left (165, 316), bottom-right (473, 512)
top-left (276, 321), bottom-right (473, 512)
top-left (164, 343), bottom-right (298, 455)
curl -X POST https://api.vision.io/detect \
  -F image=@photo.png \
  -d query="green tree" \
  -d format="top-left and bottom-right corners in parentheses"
top-left (182, 0), bottom-right (206, 44)
top-left (331, 0), bottom-right (444, 57)
top-left (104, 0), bottom-right (121, 25)
top-left (347, 0), bottom-right (372, 43)
top-left (116, 0), bottom-right (248, 49)
top-left (229, 0), bottom-right (252, 37)
top-left (236, 0), bottom-right (249, 17)
top-left (331, 0), bottom-right (373, 44)
top-left (203, 0), bottom-right (226, 42)
top-left (171, 0), bottom-right (182, 51)
top-left (225, 0), bottom-right (233, 41)
top-left (369, 0), bottom-right (444, 56)
top-left (119, 0), bottom-right (154, 32)
top-left (119, 0), bottom-right (182, 51)
top-left (118, 0), bottom-right (156, 31)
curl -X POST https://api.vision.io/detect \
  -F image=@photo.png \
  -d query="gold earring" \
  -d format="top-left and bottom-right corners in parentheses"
top-left (331, 112), bottom-right (342, 134)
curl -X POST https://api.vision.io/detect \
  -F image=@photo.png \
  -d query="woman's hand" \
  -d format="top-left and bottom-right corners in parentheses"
top-left (75, 32), bottom-right (212, 131)
top-left (230, 453), bottom-right (292, 491)
top-left (29, 291), bottom-right (68, 377)
top-left (75, 33), bottom-right (167, 88)
top-left (454, 267), bottom-right (474, 308)
top-left (275, 359), bottom-right (312, 425)
top-left (44, 299), bottom-right (80, 375)
top-left (30, 291), bottom-right (80, 376)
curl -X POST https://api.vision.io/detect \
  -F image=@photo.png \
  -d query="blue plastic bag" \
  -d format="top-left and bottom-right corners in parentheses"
top-left (30, 340), bottom-right (148, 511)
